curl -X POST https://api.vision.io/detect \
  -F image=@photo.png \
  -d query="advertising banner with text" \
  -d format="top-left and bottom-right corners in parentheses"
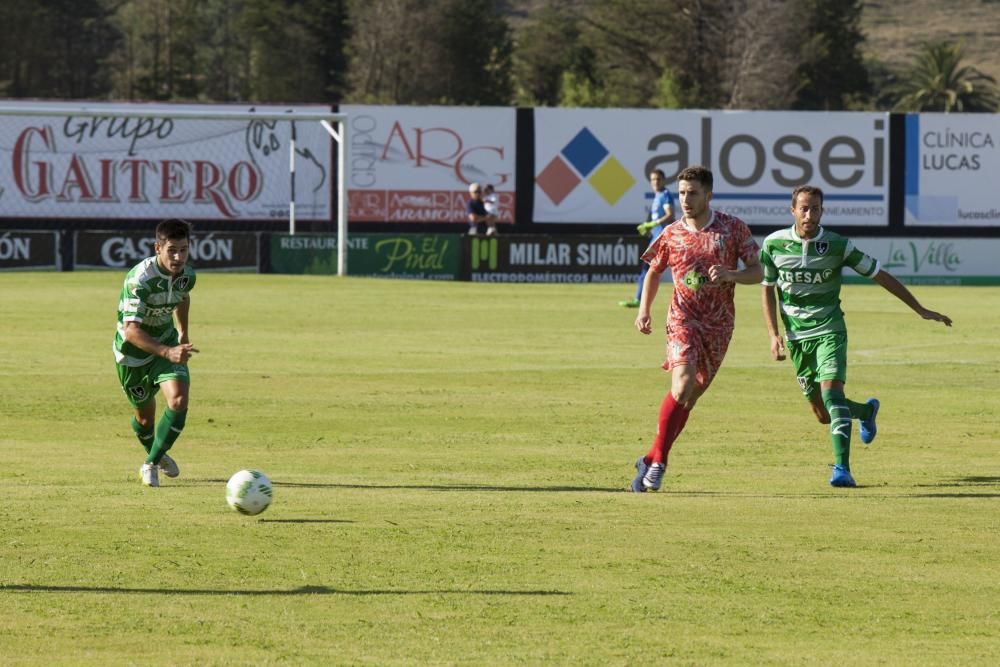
top-left (837, 237), bottom-right (1000, 285)
top-left (271, 233), bottom-right (461, 279)
top-left (0, 102), bottom-right (333, 221)
top-left (75, 231), bottom-right (259, 271)
top-left (904, 113), bottom-right (1000, 227)
top-left (340, 105), bottom-right (516, 224)
top-left (468, 234), bottom-right (645, 283)
top-left (534, 108), bottom-right (889, 226)
top-left (0, 230), bottom-right (60, 270)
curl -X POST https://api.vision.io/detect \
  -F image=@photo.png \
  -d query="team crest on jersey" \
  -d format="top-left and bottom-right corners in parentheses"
top-left (815, 242), bottom-right (829, 255)
top-left (173, 276), bottom-right (191, 291)
top-left (129, 385), bottom-right (148, 401)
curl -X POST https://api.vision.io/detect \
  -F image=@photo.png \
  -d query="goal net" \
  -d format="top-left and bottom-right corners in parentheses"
top-left (0, 102), bottom-right (349, 275)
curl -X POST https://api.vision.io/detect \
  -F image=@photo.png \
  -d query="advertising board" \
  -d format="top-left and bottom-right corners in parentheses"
top-left (904, 113), bottom-right (1000, 227)
top-left (271, 233), bottom-right (462, 279)
top-left (340, 105), bottom-right (516, 224)
top-left (0, 230), bottom-right (60, 270)
top-left (534, 108), bottom-right (889, 227)
top-left (75, 231), bottom-right (259, 271)
top-left (468, 234), bottom-right (645, 283)
top-left (0, 102), bottom-right (333, 221)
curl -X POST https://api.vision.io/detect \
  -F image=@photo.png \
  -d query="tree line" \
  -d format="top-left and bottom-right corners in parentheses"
top-left (1, 0), bottom-right (996, 112)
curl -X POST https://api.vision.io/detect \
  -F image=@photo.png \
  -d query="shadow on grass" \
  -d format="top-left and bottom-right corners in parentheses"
top-left (905, 493), bottom-right (1000, 498)
top-left (258, 519), bottom-right (355, 524)
top-left (1, 583), bottom-right (570, 597)
top-left (910, 476), bottom-right (1000, 497)
top-left (204, 480), bottom-right (623, 493)
top-left (915, 476), bottom-right (1000, 487)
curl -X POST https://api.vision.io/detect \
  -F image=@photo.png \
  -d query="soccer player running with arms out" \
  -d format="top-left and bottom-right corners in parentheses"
top-left (630, 166), bottom-right (763, 492)
top-left (760, 186), bottom-right (952, 488)
top-left (113, 219), bottom-right (199, 487)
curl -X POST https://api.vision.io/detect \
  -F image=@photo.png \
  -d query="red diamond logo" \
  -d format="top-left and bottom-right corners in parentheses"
top-left (536, 156), bottom-right (581, 206)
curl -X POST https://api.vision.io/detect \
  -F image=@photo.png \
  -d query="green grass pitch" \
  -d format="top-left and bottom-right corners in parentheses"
top-left (1, 272), bottom-right (998, 665)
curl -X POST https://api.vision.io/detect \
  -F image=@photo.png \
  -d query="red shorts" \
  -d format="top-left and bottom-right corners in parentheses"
top-left (663, 324), bottom-right (733, 388)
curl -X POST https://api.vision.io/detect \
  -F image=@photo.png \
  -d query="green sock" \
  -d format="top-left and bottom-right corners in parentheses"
top-left (844, 397), bottom-right (872, 420)
top-left (822, 389), bottom-right (852, 469)
top-left (147, 409), bottom-right (187, 465)
top-left (131, 417), bottom-right (154, 454)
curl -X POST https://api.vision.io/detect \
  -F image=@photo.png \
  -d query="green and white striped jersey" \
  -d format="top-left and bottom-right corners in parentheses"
top-left (113, 256), bottom-right (197, 366)
top-left (760, 226), bottom-right (879, 341)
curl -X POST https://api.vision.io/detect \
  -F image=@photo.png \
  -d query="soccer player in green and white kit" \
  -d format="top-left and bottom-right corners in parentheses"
top-left (760, 186), bottom-right (952, 488)
top-left (114, 219), bottom-right (199, 488)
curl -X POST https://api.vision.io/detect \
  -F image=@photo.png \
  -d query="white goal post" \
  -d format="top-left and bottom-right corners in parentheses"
top-left (0, 103), bottom-right (349, 276)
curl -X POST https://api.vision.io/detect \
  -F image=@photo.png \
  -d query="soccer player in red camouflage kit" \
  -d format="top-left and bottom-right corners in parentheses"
top-left (630, 166), bottom-right (763, 492)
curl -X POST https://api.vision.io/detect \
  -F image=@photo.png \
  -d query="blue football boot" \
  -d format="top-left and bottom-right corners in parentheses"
top-left (631, 456), bottom-right (649, 493)
top-left (860, 398), bottom-right (880, 445)
top-left (829, 464), bottom-right (857, 488)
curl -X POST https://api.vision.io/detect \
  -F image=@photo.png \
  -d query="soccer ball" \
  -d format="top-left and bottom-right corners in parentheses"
top-left (226, 469), bottom-right (273, 516)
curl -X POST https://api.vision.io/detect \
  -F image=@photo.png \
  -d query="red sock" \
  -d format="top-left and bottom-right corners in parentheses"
top-left (661, 403), bottom-right (690, 465)
top-left (645, 393), bottom-right (690, 464)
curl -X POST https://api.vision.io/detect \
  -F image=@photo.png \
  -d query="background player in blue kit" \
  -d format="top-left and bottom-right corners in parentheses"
top-left (620, 168), bottom-right (674, 307)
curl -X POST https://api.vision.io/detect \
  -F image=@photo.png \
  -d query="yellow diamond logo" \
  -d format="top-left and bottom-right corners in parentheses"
top-left (587, 156), bottom-right (636, 205)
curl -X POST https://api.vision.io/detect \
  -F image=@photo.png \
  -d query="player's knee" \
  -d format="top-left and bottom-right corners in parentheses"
top-left (166, 394), bottom-right (188, 412)
top-left (816, 413), bottom-right (831, 425)
top-left (671, 386), bottom-right (694, 406)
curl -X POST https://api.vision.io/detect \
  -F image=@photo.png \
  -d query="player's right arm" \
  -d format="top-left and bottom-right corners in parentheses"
top-left (635, 268), bottom-right (662, 335)
top-left (761, 284), bottom-right (786, 361)
top-left (123, 322), bottom-right (198, 363)
top-left (758, 242), bottom-right (785, 360)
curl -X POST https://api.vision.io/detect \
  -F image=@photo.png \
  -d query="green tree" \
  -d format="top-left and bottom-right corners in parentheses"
top-left (573, 0), bottom-right (679, 107)
top-left (104, 0), bottom-right (349, 103)
top-left (512, 3), bottom-right (591, 106)
top-left (346, 0), bottom-right (512, 105)
top-left (194, 0), bottom-right (252, 102)
top-left (0, 0), bottom-right (119, 98)
top-left (510, 0), bottom-right (792, 110)
top-left (107, 0), bottom-right (206, 100)
top-left (510, 0), bottom-right (705, 109)
top-left (240, 0), bottom-right (349, 102)
top-left (433, 0), bottom-right (512, 104)
top-left (792, 0), bottom-right (869, 110)
top-left (893, 41), bottom-right (1000, 112)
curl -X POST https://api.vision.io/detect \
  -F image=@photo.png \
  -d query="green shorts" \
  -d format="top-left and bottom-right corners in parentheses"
top-left (116, 356), bottom-right (190, 408)
top-left (787, 332), bottom-right (847, 398)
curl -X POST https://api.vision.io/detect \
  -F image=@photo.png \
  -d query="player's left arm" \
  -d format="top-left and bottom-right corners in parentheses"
top-left (174, 294), bottom-right (192, 344)
top-left (710, 252), bottom-right (763, 285)
top-left (872, 270), bottom-right (952, 326)
top-left (635, 268), bottom-right (662, 335)
top-left (710, 223), bottom-right (763, 284)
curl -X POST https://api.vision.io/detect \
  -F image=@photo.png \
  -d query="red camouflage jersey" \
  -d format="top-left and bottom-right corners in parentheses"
top-left (641, 210), bottom-right (759, 333)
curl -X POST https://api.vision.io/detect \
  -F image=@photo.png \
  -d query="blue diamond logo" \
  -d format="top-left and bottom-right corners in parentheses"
top-left (561, 128), bottom-right (609, 177)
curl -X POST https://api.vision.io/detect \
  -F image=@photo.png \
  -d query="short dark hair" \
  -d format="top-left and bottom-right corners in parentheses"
top-left (155, 218), bottom-right (192, 242)
top-left (791, 185), bottom-right (824, 206)
top-left (650, 168), bottom-right (666, 180)
top-left (677, 165), bottom-right (713, 190)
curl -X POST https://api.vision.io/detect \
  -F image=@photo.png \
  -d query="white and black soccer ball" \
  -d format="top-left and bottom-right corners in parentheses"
top-left (226, 469), bottom-right (273, 516)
